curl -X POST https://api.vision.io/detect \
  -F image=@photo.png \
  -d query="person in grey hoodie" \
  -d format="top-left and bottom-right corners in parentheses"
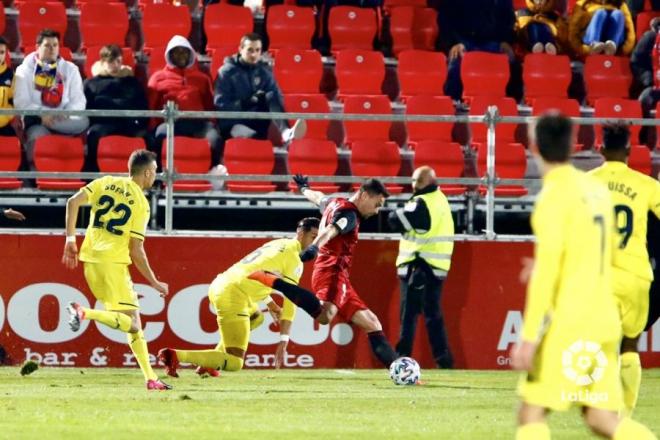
top-left (214, 32), bottom-right (305, 144)
top-left (14, 29), bottom-right (89, 170)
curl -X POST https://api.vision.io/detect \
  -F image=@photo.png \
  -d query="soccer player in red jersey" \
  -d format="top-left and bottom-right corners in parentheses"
top-left (250, 176), bottom-right (399, 368)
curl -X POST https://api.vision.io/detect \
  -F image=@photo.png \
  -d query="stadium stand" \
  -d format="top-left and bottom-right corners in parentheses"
top-left (0, 137), bottom-right (22, 190)
top-left (287, 138), bottom-right (341, 192)
top-left (161, 136), bottom-right (213, 192)
top-left (274, 48), bottom-right (323, 94)
top-left (223, 138), bottom-right (277, 192)
top-left (33, 135), bottom-right (85, 190)
top-left (335, 49), bottom-right (385, 97)
top-left (397, 49), bottom-right (446, 101)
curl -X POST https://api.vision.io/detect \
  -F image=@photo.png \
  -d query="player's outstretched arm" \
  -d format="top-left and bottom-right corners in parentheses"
top-left (299, 224), bottom-right (340, 262)
top-left (275, 319), bottom-right (292, 369)
top-left (62, 190), bottom-right (88, 269)
top-left (129, 237), bottom-right (169, 297)
top-left (292, 174), bottom-right (325, 206)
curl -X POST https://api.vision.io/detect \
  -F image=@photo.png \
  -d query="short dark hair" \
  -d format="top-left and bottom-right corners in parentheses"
top-left (297, 217), bottom-right (320, 231)
top-left (360, 178), bottom-right (390, 198)
top-left (0, 36), bottom-right (8, 48)
top-left (535, 113), bottom-right (573, 163)
top-left (128, 149), bottom-right (156, 176)
top-left (99, 44), bottom-right (122, 62)
top-left (37, 29), bottom-right (60, 45)
top-left (240, 32), bottom-right (262, 47)
top-left (602, 121), bottom-right (631, 152)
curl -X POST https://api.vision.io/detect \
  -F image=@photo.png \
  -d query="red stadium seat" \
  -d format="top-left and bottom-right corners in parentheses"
top-left (469, 96), bottom-right (521, 150)
top-left (204, 4), bottom-right (253, 54)
top-left (635, 11), bottom-right (660, 41)
top-left (522, 53), bottom-right (571, 104)
top-left (208, 46), bottom-right (236, 80)
top-left (584, 55), bottom-right (632, 104)
top-left (142, 3), bottom-right (191, 50)
top-left (223, 138), bottom-right (277, 192)
top-left (461, 51), bottom-right (509, 100)
top-left (34, 135), bottom-right (85, 190)
top-left (97, 136), bottom-right (147, 173)
top-left (328, 6), bottom-right (378, 52)
top-left (593, 98), bottom-right (642, 148)
top-left (532, 97), bottom-right (581, 117)
top-left (383, 0), bottom-right (426, 14)
top-left (343, 95), bottom-right (392, 147)
top-left (397, 50), bottom-right (446, 101)
top-left (628, 145), bottom-right (652, 176)
top-left (288, 139), bottom-right (340, 192)
top-left (350, 140), bottom-right (403, 193)
top-left (283, 94), bottom-right (330, 140)
top-left (266, 5), bottom-right (316, 51)
top-left (389, 7), bottom-right (438, 56)
top-left (532, 97), bottom-right (583, 150)
top-left (17, 2), bottom-right (67, 51)
top-left (477, 143), bottom-right (528, 197)
top-left (161, 137), bottom-right (213, 192)
top-left (0, 7), bottom-right (5, 38)
top-left (0, 137), bottom-right (23, 189)
top-left (274, 49), bottom-right (323, 94)
top-left (84, 46), bottom-right (135, 78)
top-left (79, 2), bottom-right (129, 49)
top-left (405, 95), bottom-right (455, 145)
top-left (413, 140), bottom-right (466, 196)
top-left (335, 49), bottom-right (385, 97)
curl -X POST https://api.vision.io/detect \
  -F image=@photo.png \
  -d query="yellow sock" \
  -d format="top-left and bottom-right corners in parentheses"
top-left (84, 308), bottom-right (132, 332)
top-left (128, 331), bottom-right (158, 381)
top-left (176, 349), bottom-right (244, 371)
top-left (620, 352), bottom-right (642, 417)
top-left (613, 417), bottom-right (657, 440)
top-left (515, 422), bottom-right (550, 440)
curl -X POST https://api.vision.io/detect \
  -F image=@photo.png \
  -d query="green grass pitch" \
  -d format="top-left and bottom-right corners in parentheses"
top-left (1, 367), bottom-right (658, 439)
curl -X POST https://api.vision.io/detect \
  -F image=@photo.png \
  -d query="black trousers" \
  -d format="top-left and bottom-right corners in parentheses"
top-left (396, 264), bottom-right (453, 368)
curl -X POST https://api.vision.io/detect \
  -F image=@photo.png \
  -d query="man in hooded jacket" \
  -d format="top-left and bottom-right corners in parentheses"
top-left (148, 35), bottom-right (221, 167)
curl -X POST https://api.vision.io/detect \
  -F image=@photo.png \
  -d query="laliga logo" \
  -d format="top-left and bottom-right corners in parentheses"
top-left (562, 340), bottom-right (607, 386)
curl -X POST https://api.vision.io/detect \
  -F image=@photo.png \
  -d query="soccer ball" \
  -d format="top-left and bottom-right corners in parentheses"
top-left (389, 357), bottom-right (421, 386)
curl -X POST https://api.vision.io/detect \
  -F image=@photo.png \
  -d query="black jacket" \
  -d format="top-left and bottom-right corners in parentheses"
top-left (631, 30), bottom-right (657, 89)
top-left (84, 75), bottom-right (148, 128)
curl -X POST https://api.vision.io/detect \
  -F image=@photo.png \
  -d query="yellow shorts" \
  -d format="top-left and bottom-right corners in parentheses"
top-left (612, 267), bottom-right (651, 338)
top-left (518, 331), bottom-right (623, 412)
top-left (83, 262), bottom-right (138, 311)
top-left (208, 276), bottom-right (254, 352)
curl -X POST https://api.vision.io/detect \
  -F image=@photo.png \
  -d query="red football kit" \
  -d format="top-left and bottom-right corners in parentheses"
top-left (311, 197), bottom-right (369, 320)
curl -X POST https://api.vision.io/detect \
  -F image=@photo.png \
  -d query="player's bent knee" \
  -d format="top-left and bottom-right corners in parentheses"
top-left (224, 354), bottom-right (244, 372)
top-left (582, 407), bottom-right (617, 437)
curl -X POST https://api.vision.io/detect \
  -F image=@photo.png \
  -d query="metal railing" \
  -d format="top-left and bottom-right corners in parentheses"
top-left (0, 104), bottom-right (657, 241)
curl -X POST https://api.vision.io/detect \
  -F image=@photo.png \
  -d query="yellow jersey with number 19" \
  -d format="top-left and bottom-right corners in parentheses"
top-left (79, 175), bottom-right (150, 265)
top-left (589, 161), bottom-right (660, 281)
top-left (521, 165), bottom-right (620, 343)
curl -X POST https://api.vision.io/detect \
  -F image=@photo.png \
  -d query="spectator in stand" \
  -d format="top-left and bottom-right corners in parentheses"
top-left (148, 35), bottom-right (221, 167)
top-left (14, 29), bottom-right (88, 170)
top-left (0, 37), bottom-right (16, 136)
top-left (568, 0), bottom-right (635, 57)
top-left (84, 44), bottom-right (149, 171)
top-left (214, 33), bottom-right (305, 144)
top-left (516, 0), bottom-right (568, 54)
top-left (438, 0), bottom-right (518, 101)
top-left (632, 18), bottom-right (660, 117)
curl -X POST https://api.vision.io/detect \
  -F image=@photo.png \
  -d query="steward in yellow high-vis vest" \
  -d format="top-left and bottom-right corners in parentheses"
top-left (387, 166), bottom-right (455, 368)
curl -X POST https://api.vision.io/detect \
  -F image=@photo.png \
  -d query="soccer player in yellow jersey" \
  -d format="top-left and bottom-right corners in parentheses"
top-left (589, 122), bottom-right (660, 417)
top-left (157, 217), bottom-right (319, 376)
top-left (62, 149), bottom-right (172, 391)
top-left (510, 114), bottom-right (656, 440)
